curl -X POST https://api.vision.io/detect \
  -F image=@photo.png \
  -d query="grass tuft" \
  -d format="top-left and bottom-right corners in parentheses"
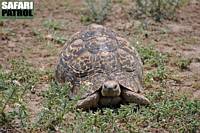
top-left (82, 0), bottom-right (112, 24)
top-left (0, 59), bottom-right (41, 130)
top-left (134, 0), bottom-right (189, 21)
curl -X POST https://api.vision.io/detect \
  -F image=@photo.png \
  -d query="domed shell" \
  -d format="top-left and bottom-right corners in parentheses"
top-left (55, 24), bottom-right (143, 99)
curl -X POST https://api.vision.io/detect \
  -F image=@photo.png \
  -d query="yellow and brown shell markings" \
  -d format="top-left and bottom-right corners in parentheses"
top-left (55, 24), bottom-right (150, 110)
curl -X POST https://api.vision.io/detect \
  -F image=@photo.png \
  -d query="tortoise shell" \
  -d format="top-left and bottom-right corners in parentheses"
top-left (55, 24), bottom-right (143, 99)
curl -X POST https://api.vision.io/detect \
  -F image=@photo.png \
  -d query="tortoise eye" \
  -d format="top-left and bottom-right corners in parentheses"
top-left (113, 84), bottom-right (117, 89)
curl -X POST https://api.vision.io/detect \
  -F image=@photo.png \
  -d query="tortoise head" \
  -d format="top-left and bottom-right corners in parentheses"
top-left (101, 80), bottom-right (121, 97)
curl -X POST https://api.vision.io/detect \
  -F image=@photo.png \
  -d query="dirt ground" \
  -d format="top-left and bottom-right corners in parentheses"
top-left (0, 0), bottom-right (200, 127)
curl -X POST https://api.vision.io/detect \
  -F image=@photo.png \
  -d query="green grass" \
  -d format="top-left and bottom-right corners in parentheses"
top-left (45, 32), bottom-right (67, 45)
top-left (0, 59), bottom-right (41, 129)
top-left (82, 0), bottom-right (112, 24)
top-left (134, 0), bottom-right (189, 21)
top-left (136, 45), bottom-right (167, 67)
top-left (43, 19), bottom-right (63, 30)
top-left (133, 42), bottom-right (168, 85)
top-left (0, 27), bottom-right (16, 37)
top-left (0, 58), bottom-right (199, 132)
top-left (31, 82), bottom-right (200, 132)
top-left (175, 58), bottom-right (192, 70)
top-left (32, 82), bottom-right (72, 131)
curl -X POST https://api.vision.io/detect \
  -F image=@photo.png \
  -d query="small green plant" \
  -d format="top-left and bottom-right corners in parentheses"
top-left (43, 19), bottom-right (63, 30)
top-left (45, 33), bottom-right (67, 45)
top-left (176, 58), bottom-right (191, 70)
top-left (0, 27), bottom-right (16, 37)
top-left (32, 86), bottom-right (200, 132)
top-left (0, 20), bottom-right (4, 26)
top-left (80, 15), bottom-right (92, 24)
top-left (83, 0), bottom-right (112, 24)
top-left (136, 45), bottom-right (167, 67)
top-left (133, 43), bottom-right (168, 84)
top-left (134, 0), bottom-right (188, 21)
top-left (32, 28), bottom-right (44, 41)
top-left (32, 81), bottom-right (72, 131)
top-left (0, 59), bottom-right (41, 130)
top-left (1, 60), bottom-right (199, 132)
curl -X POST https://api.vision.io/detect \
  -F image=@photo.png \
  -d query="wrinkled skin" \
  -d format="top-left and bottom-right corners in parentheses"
top-left (55, 24), bottom-right (150, 110)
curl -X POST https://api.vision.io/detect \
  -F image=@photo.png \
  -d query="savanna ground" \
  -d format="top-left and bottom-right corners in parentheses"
top-left (0, 0), bottom-right (200, 132)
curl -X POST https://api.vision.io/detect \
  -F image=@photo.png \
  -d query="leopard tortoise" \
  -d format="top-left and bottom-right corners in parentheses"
top-left (55, 24), bottom-right (150, 110)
